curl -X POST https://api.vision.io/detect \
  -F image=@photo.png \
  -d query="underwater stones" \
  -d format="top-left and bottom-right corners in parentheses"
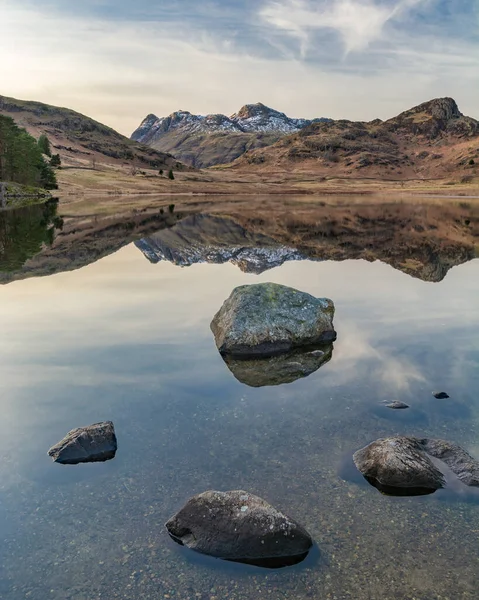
top-left (222, 344), bottom-right (333, 387)
top-left (421, 439), bottom-right (479, 487)
top-left (48, 421), bottom-right (117, 465)
top-left (433, 391), bottom-right (450, 399)
top-left (165, 490), bottom-right (313, 568)
top-left (353, 436), bottom-right (446, 495)
top-left (383, 401), bottom-right (410, 410)
top-left (211, 282), bottom-right (336, 358)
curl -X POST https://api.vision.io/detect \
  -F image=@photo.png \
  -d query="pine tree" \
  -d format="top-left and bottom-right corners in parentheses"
top-left (168, 169), bottom-right (175, 180)
top-left (0, 115), bottom-right (57, 189)
top-left (38, 134), bottom-right (52, 157)
top-left (50, 154), bottom-right (62, 168)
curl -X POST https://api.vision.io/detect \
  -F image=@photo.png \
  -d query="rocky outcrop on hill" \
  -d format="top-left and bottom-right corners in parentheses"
top-left (131, 103), bottom-right (329, 167)
top-left (385, 98), bottom-right (479, 139)
top-left (235, 97), bottom-right (479, 180)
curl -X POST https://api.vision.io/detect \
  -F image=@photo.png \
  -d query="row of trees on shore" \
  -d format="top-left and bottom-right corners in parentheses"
top-left (0, 116), bottom-right (58, 190)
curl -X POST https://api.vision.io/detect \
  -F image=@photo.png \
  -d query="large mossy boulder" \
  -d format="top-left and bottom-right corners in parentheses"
top-left (48, 421), bottom-right (117, 465)
top-left (211, 283), bottom-right (336, 358)
top-left (223, 345), bottom-right (333, 387)
top-left (353, 436), bottom-right (479, 496)
top-left (165, 490), bottom-right (313, 568)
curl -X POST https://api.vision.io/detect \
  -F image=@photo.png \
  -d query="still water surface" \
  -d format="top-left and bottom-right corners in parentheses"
top-left (0, 201), bottom-right (478, 599)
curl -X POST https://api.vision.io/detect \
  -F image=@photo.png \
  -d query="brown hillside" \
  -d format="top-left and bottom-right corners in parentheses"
top-left (234, 98), bottom-right (479, 181)
top-left (0, 95), bottom-right (187, 172)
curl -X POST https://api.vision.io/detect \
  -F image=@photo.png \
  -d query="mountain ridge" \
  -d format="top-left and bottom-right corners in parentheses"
top-left (131, 102), bottom-right (330, 168)
top-left (234, 97), bottom-right (479, 180)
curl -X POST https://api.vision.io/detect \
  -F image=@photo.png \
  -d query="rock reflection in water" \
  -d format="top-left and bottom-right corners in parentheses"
top-left (168, 535), bottom-right (311, 569)
top-left (222, 345), bottom-right (333, 387)
top-left (363, 476), bottom-right (438, 497)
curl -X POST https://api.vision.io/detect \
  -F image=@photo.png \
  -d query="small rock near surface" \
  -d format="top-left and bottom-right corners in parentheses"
top-left (48, 421), bottom-right (117, 465)
top-left (383, 401), bottom-right (410, 410)
top-left (433, 391), bottom-right (450, 399)
top-left (211, 282), bottom-right (336, 358)
top-left (165, 490), bottom-right (313, 567)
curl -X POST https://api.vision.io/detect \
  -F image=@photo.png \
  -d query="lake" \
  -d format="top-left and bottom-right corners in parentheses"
top-left (0, 196), bottom-right (478, 599)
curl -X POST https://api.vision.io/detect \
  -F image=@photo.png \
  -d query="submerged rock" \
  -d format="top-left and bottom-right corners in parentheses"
top-left (222, 345), bottom-right (333, 387)
top-left (211, 283), bottom-right (336, 358)
top-left (433, 391), bottom-right (450, 399)
top-left (383, 401), bottom-right (410, 410)
top-left (48, 421), bottom-right (117, 465)
top-left (165, 490), bottom-right (313, 568)
top-left (354, 436), bottom-right (479, 496)
top-left (422, 438), bottom-right (479, 487)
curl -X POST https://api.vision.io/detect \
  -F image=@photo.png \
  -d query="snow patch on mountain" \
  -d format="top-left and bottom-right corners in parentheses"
top-left (132, 103), bottom-right (329, 143)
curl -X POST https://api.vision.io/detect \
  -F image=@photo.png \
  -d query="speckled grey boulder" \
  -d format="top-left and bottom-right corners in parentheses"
top-left (354, 436), bottom-right (479, 494)
top-left (354, 437), bottom-right (445, 492)
top-left (165, 490), bottom-right (313, 567)
top-left (48, 421), bottom-right (117, 465)
top-left (211, 283), bottom-right (336, 357)
top-left (223, 345), bottom-right (333, 387)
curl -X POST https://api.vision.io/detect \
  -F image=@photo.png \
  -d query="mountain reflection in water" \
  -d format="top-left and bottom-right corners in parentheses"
top-left (0, 196), bottom-right (477, 283)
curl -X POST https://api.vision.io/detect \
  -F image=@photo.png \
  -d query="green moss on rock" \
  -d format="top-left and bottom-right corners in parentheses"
top-left (211, 282), bottom-right (336, 357)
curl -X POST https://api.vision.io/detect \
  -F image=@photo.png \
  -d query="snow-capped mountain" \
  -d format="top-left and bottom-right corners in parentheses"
top-left (229, 103), bottom-right (314, 133)
top-left (130, 103), bottom-right (329, 167)
top-left (132, 103), bottom-right (323, 142)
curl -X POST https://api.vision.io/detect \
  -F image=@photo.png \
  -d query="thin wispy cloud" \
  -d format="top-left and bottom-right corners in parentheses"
top-left (0, 0), bottom-right (478, 133)
top-left (261, 0), bottom-right (430, 55)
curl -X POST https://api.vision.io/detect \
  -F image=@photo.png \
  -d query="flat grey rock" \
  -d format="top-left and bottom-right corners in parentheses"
top-left (165, 490), bottom-right (313, 568)
top-left (48, 421), bottom-right (117, 465)
top-left (211, 283), bottom-right (336, 358)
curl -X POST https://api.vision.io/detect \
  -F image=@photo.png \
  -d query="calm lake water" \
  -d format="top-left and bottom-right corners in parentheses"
top-left (0, 198), bottom-right (478, 599)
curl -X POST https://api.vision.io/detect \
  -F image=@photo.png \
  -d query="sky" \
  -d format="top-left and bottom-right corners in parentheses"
top-left (1, 0), bottom-right (478, 135)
